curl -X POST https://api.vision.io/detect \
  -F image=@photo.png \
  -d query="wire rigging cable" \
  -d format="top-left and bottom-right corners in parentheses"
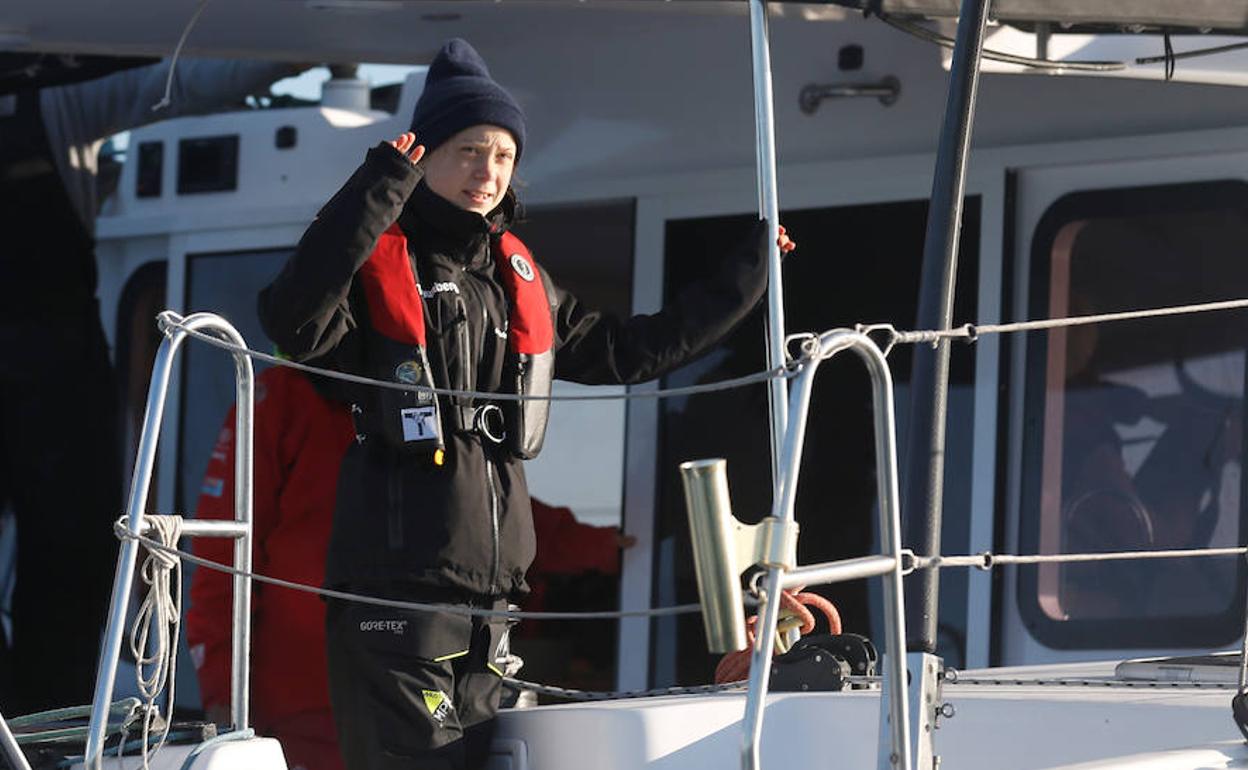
top-left (116, 523), bottom-right (703, 621)
top-left (857, 296), bottom-right (1248, 357)
top-left (876, 14), bottom-right (1124, 72)
top-left (878, 13), bottom-right (1248, 75)
top-left (904, 546), bottom-right (1248, 573)
top-left (163, 314), bottom-right (798, 403)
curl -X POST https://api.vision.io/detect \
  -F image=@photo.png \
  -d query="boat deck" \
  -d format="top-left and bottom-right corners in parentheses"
top-left (494, 661), bottom-right (1248, 769)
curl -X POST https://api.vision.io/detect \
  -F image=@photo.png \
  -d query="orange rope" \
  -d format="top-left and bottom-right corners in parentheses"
top-left (713, 588), bottom-right (842, 684)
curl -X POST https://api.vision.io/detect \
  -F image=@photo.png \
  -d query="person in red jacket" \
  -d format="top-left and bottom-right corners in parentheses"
top-left (186, 365), bottom-right (354, 770)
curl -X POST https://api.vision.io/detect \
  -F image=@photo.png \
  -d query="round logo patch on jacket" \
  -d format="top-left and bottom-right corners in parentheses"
top-left (509, 253), bottom-right (535, 282)
top-left (394, 360), bottom-right (422, 384)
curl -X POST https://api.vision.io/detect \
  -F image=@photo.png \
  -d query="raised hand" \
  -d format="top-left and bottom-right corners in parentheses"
top-left (389, 132), bottom-right (426, 166)
top-left (777, 224), bottom-right (796, 254)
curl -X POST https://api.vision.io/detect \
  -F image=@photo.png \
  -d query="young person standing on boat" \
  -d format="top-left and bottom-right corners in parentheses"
top-left (259, 38), bottom-right (793, 770)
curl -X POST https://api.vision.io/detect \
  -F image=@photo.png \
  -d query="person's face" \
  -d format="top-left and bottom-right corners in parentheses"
top-left (421, 124), bottom-right (517, 215)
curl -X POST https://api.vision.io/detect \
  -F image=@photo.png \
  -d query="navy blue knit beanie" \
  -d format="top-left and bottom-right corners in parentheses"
top-left (410, 38), bottom-right (526, 160)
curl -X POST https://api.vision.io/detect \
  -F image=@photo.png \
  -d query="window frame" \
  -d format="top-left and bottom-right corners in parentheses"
top-left (1017, 179), bottom-right (1248, 650)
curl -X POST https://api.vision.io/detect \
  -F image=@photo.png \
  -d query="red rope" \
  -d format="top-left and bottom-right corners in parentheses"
top-left (713, 589), bottom-right (842, 684)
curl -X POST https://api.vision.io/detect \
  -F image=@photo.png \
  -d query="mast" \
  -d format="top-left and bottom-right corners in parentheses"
top-left (901, 0), bottom-right (992, 653)
top-left (747, 0), bottom-right (788, 484)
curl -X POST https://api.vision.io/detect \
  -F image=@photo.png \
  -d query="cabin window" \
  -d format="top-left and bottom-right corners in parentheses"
top-left (1019, 181), bottom-right (1248, 649)
top-left (179, 248), bottom-right (293, 512)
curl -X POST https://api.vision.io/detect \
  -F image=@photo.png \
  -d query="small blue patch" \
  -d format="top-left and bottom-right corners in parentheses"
top-left (201, 477), bottom-right (225, 498)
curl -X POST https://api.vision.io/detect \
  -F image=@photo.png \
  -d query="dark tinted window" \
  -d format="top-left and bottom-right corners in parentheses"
top-left (1019, 181), bottom-right (1248, 648)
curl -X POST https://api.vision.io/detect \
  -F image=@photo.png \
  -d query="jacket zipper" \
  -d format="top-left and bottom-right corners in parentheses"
top-left (457, 295), bottom-right (472, 395)
top-left (388, 453), bottom-right (404, 549)
top-left (485, 452), bottom-right (501, 594)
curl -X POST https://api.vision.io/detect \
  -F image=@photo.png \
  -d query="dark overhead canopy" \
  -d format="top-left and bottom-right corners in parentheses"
top-left (0, 53), bottom-right (157, 95)
top-left (827, 0), bottom-right (1248, 33)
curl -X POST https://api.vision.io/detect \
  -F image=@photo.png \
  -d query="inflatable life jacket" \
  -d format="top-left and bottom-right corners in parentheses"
top-left (355, 224), bottom-right (554, 461)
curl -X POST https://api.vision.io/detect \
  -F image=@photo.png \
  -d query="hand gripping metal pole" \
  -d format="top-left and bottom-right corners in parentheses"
top-left (85, 312), bottom-right (255, 770)
top-left (748, 0), bottom-right (789, 484)
top-left (739, 330), bottom-right (911, 770)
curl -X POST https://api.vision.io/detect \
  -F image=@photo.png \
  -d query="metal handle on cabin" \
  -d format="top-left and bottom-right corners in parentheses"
top-left (799, 75), bottom-right (901, 113)
top-left (85, 312), bottom-right (255, 770)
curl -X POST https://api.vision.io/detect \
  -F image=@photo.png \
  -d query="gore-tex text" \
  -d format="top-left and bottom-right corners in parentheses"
top-left (359, 619), bottom-right (409, 634)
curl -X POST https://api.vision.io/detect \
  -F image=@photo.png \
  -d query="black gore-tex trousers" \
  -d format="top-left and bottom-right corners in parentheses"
top-left (326, 593), bottom-right (509, 770)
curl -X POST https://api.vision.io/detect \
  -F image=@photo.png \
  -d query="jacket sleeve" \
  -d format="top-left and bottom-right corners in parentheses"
top-left (552, 221), bottom-right (770, 385)
top-left (258, 143), bottom-right (423, 361)
top-left (43, 59), bottom-right (306, 150)
top-left (40, 59), bottom-right (307, 238)
top-left (185, 375), bottom-right (286, 712)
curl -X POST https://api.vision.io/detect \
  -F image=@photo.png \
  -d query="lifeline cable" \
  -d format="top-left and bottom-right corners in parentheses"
top-left (165, 315), bottom-right (802, 403)
top-left (501, 677), bottom-right (747, 702)
top-left (946, 676), bottom-right (1237, 690)
top-left (858, 295), bottom-right (1248, 356)
top-left (904, 545), bottom-right (1248, 573)
top-left (116, 523), bottom-right (703, 621)
top-left (166, 292), bottom-right (1248, 400)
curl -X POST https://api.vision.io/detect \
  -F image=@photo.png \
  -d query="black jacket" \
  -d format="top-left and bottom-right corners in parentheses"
top-left (259, 143), bottom-right (770, 597)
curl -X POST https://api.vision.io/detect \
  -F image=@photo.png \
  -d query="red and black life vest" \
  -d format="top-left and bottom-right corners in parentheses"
top-left (355, 224), bottom-right (555, 460)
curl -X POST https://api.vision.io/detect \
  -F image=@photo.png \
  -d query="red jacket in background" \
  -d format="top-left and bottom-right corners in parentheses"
top-left (186, 366), bottom-right (354, 726)
top-left (530, 498), bottom-right (621, 575)
top-left (522, 498), bottom-right (623, 636)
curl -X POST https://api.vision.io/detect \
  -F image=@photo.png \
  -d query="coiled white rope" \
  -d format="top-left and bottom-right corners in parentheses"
top-left (127, 516), bottom-right (184, 769)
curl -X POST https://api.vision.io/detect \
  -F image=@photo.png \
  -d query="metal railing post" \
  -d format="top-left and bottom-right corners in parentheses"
top-left (0, 712), bottom-right (33, 770)
top-left (740, 330), bottom-right (911, 770)
top-left (85, 312), bottom-right (254, 770)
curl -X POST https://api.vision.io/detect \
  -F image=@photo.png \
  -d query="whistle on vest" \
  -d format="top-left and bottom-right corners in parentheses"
top-left (393, 355), bottom-right (446, 466)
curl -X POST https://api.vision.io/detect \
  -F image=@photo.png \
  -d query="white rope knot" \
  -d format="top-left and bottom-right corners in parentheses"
top-left (144, 516), bottom-right (184, 571)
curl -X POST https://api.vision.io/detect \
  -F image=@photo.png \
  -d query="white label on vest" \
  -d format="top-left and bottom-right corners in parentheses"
top-left (509, 253), bottom-right (535, 282)
top-left (400, 406), bottom-right (438, 442)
